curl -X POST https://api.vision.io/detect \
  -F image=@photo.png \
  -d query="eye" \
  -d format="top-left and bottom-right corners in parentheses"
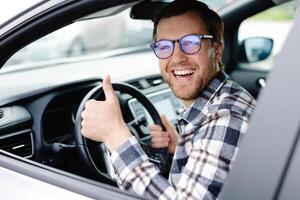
top-left (182, 40), bottom-right (200, 47)
top-left (156, 42), bottom-right (172, 51)
top-left (182, 40), bottom-right (193, 46)
top-left (159, 45), bottom-right (171, 50)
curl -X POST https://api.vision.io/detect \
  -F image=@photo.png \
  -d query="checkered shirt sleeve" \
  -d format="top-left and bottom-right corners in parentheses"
top-left (110, 113), bottom-right (252, 199)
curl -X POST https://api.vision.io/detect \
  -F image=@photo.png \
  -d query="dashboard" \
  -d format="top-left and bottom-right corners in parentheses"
top-left (0, 72), bottom-right (183, 177)
top-left (129, 89), bottom-right (183, 125)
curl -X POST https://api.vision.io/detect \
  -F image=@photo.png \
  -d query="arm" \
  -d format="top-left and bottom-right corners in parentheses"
top-left (111, 110), bottom-right (249, 200)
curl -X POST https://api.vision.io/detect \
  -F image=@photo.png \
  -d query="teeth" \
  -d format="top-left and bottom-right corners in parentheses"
top-left (173, 69), bottom-right (195, 76)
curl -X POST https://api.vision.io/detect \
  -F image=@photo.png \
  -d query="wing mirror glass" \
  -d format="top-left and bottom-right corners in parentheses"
top-left (239, 37), bottom-right (273, 63)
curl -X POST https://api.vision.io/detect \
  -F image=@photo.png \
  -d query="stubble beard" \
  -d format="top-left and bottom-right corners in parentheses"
top-left (162, 68), bottom-right (217, 102)
top-left (161, 72), bottom-right (203, 101)
top-left (171, 79), bottom-right (203, 101)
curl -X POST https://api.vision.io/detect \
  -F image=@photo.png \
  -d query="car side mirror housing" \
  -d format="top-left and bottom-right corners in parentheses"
top-left (239, 37), bottom-right (273, 63)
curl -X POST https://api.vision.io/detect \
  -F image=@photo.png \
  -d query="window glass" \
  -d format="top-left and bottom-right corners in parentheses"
top-left (201, 0), bottom-right (244, 10)
top-left (3, 8), bottom-right (153, 68)
top-left (238, 1), bottom-right (296, 70)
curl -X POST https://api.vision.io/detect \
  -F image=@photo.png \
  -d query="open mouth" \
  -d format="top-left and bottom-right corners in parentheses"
top-left (172, 69), bottom-right (196, 79)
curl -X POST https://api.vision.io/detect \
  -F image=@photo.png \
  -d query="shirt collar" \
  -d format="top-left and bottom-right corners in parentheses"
top-left (178, 70), bottom-right (228, 124)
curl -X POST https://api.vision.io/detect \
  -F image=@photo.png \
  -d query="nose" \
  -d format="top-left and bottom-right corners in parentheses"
top-left (171, 42), bottom-right (188, 62)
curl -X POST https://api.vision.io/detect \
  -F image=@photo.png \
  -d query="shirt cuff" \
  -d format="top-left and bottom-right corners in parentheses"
top-left (110, 136), bottom-right (148, 182)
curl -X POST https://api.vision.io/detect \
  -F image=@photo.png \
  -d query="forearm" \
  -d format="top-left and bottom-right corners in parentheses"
top-left (111, 137), bottom-right (177, 199)
top-left (105, 123), bottom-right (132, 152)
top-left (110, 111), bottom-right (249, 199)
top-left (111, 137), bottom-right (218, 200)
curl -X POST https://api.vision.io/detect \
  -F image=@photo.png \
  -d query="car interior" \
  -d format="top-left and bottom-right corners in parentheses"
top-left (0, 0), bottom-right (297, 195)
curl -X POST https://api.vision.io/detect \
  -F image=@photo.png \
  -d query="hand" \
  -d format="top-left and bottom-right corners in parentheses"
top-left (148, 115), bottom-right (179, 154)
top-left (81, 75), bottom-right (131, 151)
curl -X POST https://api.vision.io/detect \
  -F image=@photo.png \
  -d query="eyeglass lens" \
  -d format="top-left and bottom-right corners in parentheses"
top-left (180, 35), bottom-right (201, 54)
top-left (153, 35), bottom-right (202, 59)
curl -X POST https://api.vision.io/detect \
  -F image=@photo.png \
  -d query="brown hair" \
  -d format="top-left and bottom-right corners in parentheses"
top-left (153, 0), bottom-right (224, 45)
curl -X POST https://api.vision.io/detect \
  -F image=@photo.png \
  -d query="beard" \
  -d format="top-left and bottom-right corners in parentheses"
top-left (160, 51), bottom-right (219, 103)
top-left (166, 75), bottom-right (204, 100)
top-left (161, 66), bottom-right (217, 102)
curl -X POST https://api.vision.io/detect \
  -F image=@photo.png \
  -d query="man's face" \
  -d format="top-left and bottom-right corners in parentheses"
top-left (156, 11), bottom-right (222, 107)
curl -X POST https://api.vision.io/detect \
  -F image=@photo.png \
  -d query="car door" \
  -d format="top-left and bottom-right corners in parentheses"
top-left (220, 0), bottom-right (300, 199)
top-left (0, 0), bottom-right (149, 199)
top-left (0, 150), bottom-right (144, 199)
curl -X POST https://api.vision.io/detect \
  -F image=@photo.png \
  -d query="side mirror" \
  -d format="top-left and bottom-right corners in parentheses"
top-left (239, 37), bottom-right (273, 63)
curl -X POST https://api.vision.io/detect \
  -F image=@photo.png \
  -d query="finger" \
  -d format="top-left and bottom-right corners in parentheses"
top-left (81, 110), bottom-right (86, 119)
top-left (103, 75), bottom-right (116, 102)
top-left (85, 99), bottom-right (96, 110)
top-left (148, 124), bottom-right (162, 131)
top-left (81, 123), bottom-right (85, 135)
top-left (161, 115), bottom-right (173, 130)
top-left (151, 136), bottom-right (169, 144)
top-left (150, 131), bottom-right (168, 138)
top-left (81, 120), bottom-right (85, 127)
top-left (152, 141), bottom-right (169, 149)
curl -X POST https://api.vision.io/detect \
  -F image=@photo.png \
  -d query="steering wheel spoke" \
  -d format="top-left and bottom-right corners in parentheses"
top-left (127, 115), bottom-right (149, 139)
top-left (127, 115), bottom-right (148, 127)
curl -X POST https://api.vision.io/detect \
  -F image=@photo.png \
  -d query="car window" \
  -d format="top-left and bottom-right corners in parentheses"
top-left (2, 0), bottom-right (245, 70)
top-left (3, 8), bottom-right (153, 68)
top-left (238, 1), bottom-right (296, 71)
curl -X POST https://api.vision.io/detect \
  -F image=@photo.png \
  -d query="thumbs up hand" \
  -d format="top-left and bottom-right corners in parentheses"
top-left (81, 75), bottom-right (131, 151)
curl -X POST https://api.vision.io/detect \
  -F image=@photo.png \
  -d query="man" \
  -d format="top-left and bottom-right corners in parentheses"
top-left (81, 0), bottom-right (256, 199)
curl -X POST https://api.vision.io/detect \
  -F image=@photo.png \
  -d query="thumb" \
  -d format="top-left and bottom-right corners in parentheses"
top-left (103, 75), bottom-right (116, 102)
top-left (161, 115), bottom-right (173, 131)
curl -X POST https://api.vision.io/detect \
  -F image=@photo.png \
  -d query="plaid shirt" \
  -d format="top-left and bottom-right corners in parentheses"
top-left (111, 71), bottom-right (256, 200)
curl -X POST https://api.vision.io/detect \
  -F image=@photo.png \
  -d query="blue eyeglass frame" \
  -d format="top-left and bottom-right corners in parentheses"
top-left (150, 34), bottom-right (214, 59)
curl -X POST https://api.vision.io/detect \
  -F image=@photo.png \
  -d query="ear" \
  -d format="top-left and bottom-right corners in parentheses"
top-left (214, 42), bottom-right (224, 64)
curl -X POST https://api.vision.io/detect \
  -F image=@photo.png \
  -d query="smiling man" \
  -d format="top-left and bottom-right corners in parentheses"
top-left (81, 0), bottom-right (256, 199)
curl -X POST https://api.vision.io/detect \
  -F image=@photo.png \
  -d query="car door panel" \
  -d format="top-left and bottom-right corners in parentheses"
top-left (230, 69), bottom-right (268, 99)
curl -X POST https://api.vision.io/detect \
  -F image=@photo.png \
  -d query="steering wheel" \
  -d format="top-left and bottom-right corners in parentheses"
top-left (75, 82), bottom-right (169, 183)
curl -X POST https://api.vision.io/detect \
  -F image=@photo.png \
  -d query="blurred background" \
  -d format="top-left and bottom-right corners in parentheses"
top-left (1, 0), bottom-right (296, 72)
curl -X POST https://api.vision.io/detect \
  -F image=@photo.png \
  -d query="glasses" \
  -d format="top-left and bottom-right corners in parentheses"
top-left (150, 34), bottom-right (213, 59)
